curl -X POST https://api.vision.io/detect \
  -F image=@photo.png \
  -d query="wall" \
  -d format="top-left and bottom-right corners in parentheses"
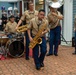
top-left (0, 1), bottom-right (21, 18)
top-left (63, 0), bottom-right (73, 42)
top-left (0, 2), bottom-right (14, 11)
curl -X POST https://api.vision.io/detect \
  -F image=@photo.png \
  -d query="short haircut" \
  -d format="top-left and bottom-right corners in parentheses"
top-left (9, 15), bottom-right (15, 19)
top-left (39, 9), bottom-right (45, 13)
top-left (28, 1), bottom-right (33, 5)
top-left (9, 15), bottom-right (15, 21)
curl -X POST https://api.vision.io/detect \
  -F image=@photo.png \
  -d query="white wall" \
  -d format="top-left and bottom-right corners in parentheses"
top-left (45, 0), bottom-right (49, 16)
top-left (63, 0), bottom-right (73, 41)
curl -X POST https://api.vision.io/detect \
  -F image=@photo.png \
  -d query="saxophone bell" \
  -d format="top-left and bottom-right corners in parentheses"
top-left (37, 38), bottom-right (42, 44)
top-left (29, 38), bottom-right (42, 49)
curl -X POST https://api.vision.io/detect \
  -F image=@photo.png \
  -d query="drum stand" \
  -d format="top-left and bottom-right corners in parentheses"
top-left (0, 36), bottom-right (7, 57)
top-left (46, 32), bottom-right (68, 44)
top-left (61, 34), bottom-right (68, 44)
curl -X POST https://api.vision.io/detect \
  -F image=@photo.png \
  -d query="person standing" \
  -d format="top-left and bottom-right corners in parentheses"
top-left (46, 1), bottom-right (63, 56)
top-left (72, 16), bottom-right (76, 55)
top-left (16, 1), bottom-right (38, 60)
top-left (28, 9), bottom-right (49, 70)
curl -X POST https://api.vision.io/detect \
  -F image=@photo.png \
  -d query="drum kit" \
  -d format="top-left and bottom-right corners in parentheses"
top-left (0, 31), bottom-right (24, 58)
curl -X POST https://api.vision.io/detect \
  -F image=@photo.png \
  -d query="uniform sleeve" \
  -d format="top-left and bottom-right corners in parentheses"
top-left (47, 14), bottom-right (53, 24)
top-left (27, 19), bottom-right (33, 29)
top-left (35, 11), bottom-right (38, 16)
top-left (47, 14), bottom-right (50, 23)
top-left (20, 12), bottom-right (26, 21)
top-left (14, 22), bottom-right (17, 29)
top-left (46, 20), bottom-right (50, 32)
top-left (58, 11), bottom-right (63, 16)
top-left (15, 22), bottom-right (17, 26)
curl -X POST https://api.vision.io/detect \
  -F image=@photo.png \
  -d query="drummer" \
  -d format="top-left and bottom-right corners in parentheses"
top-left (4, 15), bottom-right (17, 38)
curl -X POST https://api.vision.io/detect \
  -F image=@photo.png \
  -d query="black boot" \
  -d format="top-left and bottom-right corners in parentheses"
top-left (72, 51), bottom-right (76, 55)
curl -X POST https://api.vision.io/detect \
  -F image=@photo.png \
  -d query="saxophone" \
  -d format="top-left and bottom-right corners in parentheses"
top-left (29, 23), bottom-right (47, 49)
top-left (17, 24), bottom-right (28, 32)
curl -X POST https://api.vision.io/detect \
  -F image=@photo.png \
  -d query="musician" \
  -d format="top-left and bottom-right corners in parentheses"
top-left (46, 1), bottom-right (63, 56)
top-left (28, 9), bottom-right (49, 70)
top-left (4, 15), bottom-right (17, 38)
top-left (16, 1), bottom-right (38, 60)
top-left (72, 16), bottom-right (76, 55)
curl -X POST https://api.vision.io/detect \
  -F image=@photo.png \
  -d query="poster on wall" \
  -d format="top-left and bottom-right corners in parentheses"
top-left (1, 6), bottom-right (5, 10)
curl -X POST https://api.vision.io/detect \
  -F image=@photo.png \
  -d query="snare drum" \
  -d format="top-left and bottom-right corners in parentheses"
top-left (6, 39), bottom-right (24, 57)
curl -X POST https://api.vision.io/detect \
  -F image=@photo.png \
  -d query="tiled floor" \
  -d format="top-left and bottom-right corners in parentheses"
top-left (0, 45), bottom-right (76, 75)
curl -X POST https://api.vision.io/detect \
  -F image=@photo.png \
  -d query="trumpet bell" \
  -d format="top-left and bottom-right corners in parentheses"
top-left (17, 25), bottom-right (28, 33)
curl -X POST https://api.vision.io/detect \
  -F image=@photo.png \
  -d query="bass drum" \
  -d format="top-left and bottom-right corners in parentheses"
top-left (6, 39), bottom-right (24, 57)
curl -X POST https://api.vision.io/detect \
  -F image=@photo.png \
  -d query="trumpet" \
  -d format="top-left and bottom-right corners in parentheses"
top-left (17, 24), bottom-right (28, 33)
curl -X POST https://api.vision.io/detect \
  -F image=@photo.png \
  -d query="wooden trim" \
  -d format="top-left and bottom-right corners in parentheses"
top-left (20, 1), bottom-right (22, 17)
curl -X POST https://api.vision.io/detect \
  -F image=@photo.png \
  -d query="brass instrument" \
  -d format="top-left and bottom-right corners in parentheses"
top-left (29, 23), bottom-right (47, 49)
top-left (46, 0), bottom-right (64, 8)
top-left (17, 25), bottom-right (28, 32)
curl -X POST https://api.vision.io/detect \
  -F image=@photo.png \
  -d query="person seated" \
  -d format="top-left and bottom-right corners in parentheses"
top-left (4, 15), bottom-right (17, 38)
